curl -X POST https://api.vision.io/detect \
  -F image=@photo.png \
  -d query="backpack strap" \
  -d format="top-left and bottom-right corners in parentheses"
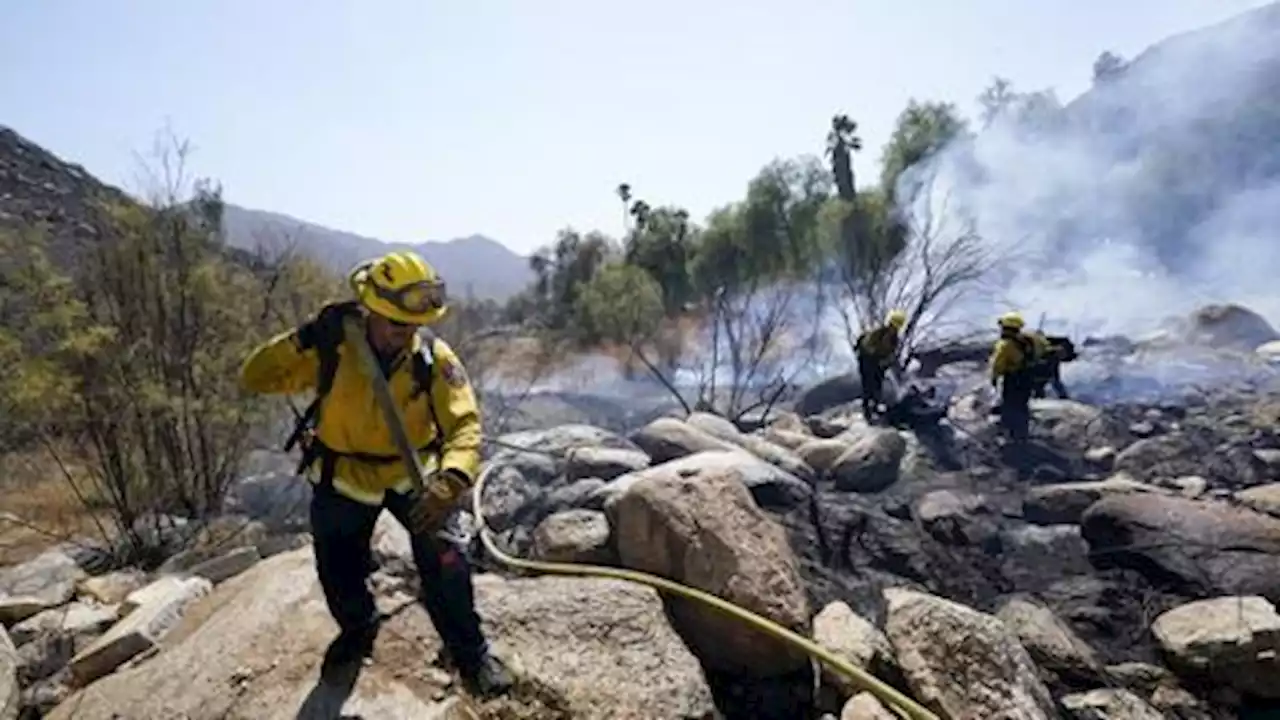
top-left (411, 328), bottom-right (447, 457)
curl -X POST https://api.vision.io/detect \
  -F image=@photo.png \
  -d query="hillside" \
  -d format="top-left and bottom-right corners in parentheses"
top-left (0, 126), bottom-right (133, 258)
top-left (221, 204), bottom-right (533, 301)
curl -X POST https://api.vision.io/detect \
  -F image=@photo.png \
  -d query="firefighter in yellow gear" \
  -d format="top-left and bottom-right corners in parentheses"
top-left (988, 311), bottom-right (1040, 441)
top-left (238, 251), bottom-right (513, 695)
top-left (855, 309), bottom-right (907, 421)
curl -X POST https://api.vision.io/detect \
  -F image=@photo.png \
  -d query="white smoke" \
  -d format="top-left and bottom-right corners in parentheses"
top-left (903, 2), bottom-right (1280, 340)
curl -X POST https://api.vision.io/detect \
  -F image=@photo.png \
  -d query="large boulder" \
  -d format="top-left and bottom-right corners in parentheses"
top-left (605, 460), bottom-right (812, 676)
top-left (46, 548), bottom-right (716, 719)
top-left (1182, 303), bottom-right (1279, 351)
top-left (496, 423), bottom-right (641, 456)
top-left (883, 588), bottom-right (1056, 720)
top-left (1081, 494), bottom-right (1280, 600)
top-left (793, 373), bottom-right (861, 417)
top-left (628, 417), bottom-right (738, 464)
top-left (685, 412), bottom-right (816, 482)
top-left (831, 429), bottom-right (906, 493)
top-left (1030, 399), bottom-right (1120, 450)
top-left (593, 450), bottom-right (812, 510)
top-left (1023, 475), bottom-right (1169, 525)
top-left (1151, 595), bottom-right (1280, 700)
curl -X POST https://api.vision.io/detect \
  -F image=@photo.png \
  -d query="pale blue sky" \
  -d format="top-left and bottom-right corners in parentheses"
top-left (2, 0), bottom-right (1272, 254)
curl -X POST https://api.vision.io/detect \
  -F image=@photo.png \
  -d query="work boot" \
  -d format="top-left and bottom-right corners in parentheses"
top-left (321, 616), bottom-right (381, 673)
top-left (461, 652), bottom-right (515, 697)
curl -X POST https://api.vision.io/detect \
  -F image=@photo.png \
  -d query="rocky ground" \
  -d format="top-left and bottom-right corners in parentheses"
top-left (4, 306), bottom-right (1280, 719)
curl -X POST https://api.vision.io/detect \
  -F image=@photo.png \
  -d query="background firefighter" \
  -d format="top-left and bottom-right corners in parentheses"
top-left (988, 311), bottom-right (1040, 442)
top-left (237, 251), bottom-right (514, 697)
top-left (855, 309), bottom-right (907, 422)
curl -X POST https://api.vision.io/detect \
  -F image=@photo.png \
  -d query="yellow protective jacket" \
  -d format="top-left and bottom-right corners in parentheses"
top-left (856, 325), bottom-right (900, 366)
top-left (239, 328), bottom-right (482, 506)
top-left (989, 332), bottom-right (1046, 382)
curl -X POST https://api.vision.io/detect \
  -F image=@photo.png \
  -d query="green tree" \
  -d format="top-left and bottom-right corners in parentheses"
top-left (740, 157), bottom-right (831, 277)
top-left (526, 229), bottom-right (620, 331)
top-left (624, 204), bottom-right (697, 315)
top-left (574, 262), bottom-right (664, 346)
top-left (879, 100), bottom-right (969, 203)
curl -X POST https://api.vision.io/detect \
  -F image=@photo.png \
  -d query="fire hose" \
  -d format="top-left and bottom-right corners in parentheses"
top-left (346, 316), bottom-right (940, 720)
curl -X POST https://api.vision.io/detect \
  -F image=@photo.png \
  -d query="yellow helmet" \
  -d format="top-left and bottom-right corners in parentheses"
top-left (886, 309), bottom-right (907, 329)
top-left (997, 311), bottom-right (1025, 331)
top-left (348, 251), bottom-right (448, 326)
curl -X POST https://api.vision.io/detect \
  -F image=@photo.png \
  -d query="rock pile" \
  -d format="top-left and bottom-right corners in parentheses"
top-left (4, 373), bottom-right (1280, 718)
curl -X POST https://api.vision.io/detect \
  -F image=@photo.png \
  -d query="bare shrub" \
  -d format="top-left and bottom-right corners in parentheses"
top-left (829, 164), bottom-right (994, 366)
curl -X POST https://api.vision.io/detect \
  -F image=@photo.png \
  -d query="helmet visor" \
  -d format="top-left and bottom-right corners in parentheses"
top-left (371, 278), bottom-right (447, 316)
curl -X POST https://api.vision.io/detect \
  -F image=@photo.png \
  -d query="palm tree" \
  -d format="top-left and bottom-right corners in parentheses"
top-left (826, 114), bottom-right (862, 201)
top-left (616, 183), bottom-right (632, 233)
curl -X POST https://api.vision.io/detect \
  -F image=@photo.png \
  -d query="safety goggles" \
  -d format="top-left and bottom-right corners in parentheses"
top-left (369, 278), bottom-right (447, 320)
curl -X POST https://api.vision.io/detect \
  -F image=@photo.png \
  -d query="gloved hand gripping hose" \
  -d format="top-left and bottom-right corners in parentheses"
top-left (345, 319), bottom-right (940, 720)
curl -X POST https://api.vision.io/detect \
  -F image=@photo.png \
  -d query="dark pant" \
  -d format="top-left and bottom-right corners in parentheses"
top-left (857, 354), bottom-right (886, 419)
top-left (309, 482), bottom-right (489, 671)
top-left (1000, 373), bottom-right (1033, 441)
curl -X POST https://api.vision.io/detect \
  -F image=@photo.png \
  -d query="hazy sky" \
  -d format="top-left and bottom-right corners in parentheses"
top-left (2, 0), bottom-right (1273, 254)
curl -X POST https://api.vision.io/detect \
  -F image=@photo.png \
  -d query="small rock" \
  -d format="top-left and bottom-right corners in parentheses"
top-left (1060, 688), bottom-right (1163, 720)
top-left (531, 510), bottom-right (614, 565)
top-left (9, 602), bottom-right (118, 647)
top-left (1, 626), bottom-right (16, 720)
top-left (1254, 449), bottom-right (1280, 471)
top-left (811, 601), bottom-right (898, 695)
top-left (187, 546), bottom-right (261, 584)
top-left (1084, 446), bottom-right (1116, 469)
top-left (69, 575), bottom-right (212, 687)
top-left (995, 596), bottom-right (1104, 684)
top-left (1129, 421), bottom-right (1156, 438)
top-left (1236, 482), bottom-right (1280, 516)
top-left (1162, 475), bottom-right (1208, 499)
top-left (565, 447), bottom-right (650, 482)
top-left (841, 692), bottom-right (897, 719)
top-left (0, 548), bottom-right (86, 624)
top-left (78, 571), bottom-right (146, 606)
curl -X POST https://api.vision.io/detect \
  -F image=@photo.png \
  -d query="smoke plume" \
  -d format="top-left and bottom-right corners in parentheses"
top-left (907, 2), bottom-right (1280, 341)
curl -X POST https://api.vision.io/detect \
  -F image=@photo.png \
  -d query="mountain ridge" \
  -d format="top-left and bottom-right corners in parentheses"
top-left (219, 203), bottom-right (533, 301)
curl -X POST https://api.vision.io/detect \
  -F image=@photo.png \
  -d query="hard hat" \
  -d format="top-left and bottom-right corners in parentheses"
top-left (997, 311), bottom-right (1025, 330)
top-left (886, 309), bottom-right (907, 329)
top-left (348, 251), bottom-right (448, 326)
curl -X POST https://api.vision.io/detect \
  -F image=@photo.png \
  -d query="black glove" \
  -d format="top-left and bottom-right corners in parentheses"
top-left (296, 301), bottom-right (359, 351)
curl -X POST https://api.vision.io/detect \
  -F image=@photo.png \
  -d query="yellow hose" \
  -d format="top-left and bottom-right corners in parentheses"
top-left (345, 317), bottom-right (938, 720)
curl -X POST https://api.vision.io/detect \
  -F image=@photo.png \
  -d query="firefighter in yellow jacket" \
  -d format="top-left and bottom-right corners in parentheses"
top-left (855, 309), bottom-right (907, 421)
top-left (988, 311), bottom-right (1040, 441)
top-left (239, 251), bottom-right (513, 696)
